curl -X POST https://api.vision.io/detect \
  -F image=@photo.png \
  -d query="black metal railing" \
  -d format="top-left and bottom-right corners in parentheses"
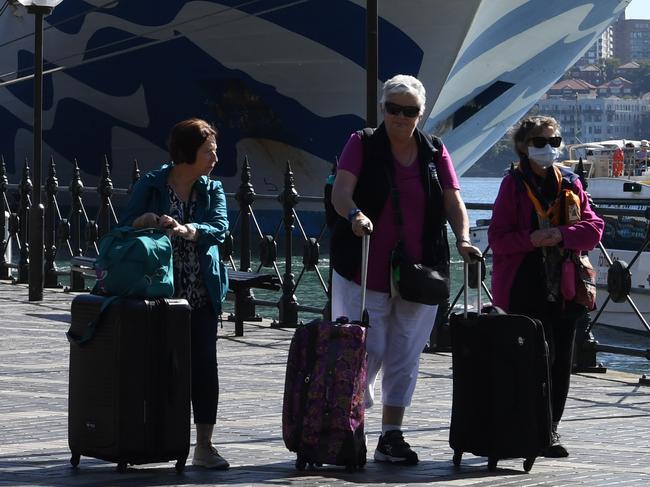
top-left (0, 154), bottom-right (331, 332)
top-left (2, 153), bottom-right (650, 381)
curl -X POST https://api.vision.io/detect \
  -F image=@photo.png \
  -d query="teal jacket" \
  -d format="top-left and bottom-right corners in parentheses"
top-left (120, 164), bottom-right (229, 313)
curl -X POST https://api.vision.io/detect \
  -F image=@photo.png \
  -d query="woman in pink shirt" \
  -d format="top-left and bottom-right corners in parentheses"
top-left (330, 74), bottom-right (480, 465)
top-left (489, 116), bottom-right (603, 458)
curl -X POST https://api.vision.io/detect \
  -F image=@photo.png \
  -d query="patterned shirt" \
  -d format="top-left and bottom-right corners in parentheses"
top-left (167, 186), bottom-right (209, 309)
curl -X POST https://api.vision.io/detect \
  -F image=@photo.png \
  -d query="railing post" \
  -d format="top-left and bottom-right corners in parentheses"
top-left (44, 156), bottom-right (59, 288)
top-left (573, 312), bottom-right (607, 373)
top-left (97, 155), bottom-right (113, 238)
top-left (0, 156), bottom-right (9, 280)
top-left (233, 157), bottom-right (257, 336)
top-left (130, 159), bottom-right (141, 193)
top-left (277, 161), bottom-right (299, 327)
top-left (17, 160), bottom-right (33, 284)
top-left (68, 161), bottom-right (85, 291)
top-left (425, 298), bottom-right (451, 353)
top-left (85, 220), bottom-right (98, 256)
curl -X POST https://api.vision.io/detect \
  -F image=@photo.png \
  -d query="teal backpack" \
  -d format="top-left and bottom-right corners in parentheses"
top-left (94, 227), bottom-right (174, 298)
top-left (67, 227), bottom-right (174, 346)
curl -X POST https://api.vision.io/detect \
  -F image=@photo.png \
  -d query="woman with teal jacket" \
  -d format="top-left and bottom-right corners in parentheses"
top-left (120, 118), bottom-right (230, 470)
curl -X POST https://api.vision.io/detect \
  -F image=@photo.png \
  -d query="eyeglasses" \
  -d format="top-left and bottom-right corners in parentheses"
top-left (384, 101), bottom-right (421, 118)
top-left (527, 136), bottom-right (562, 148)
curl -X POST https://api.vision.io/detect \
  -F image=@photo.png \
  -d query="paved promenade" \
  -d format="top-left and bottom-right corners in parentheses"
top-left (1, 281), bottom-right (650, 486)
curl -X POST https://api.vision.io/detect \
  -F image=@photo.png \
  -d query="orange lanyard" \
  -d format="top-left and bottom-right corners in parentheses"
top-left (519, 166), bottom-right (562, 223)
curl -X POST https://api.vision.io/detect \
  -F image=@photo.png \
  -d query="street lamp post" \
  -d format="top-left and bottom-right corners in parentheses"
top-left (18, 0), bottom-right (64, 301)
top-left (366, 0), bottom-right (378, 128)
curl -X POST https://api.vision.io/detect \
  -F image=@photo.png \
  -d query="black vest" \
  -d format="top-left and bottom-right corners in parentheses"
top-left (331, 123), bottom-right (449, 280)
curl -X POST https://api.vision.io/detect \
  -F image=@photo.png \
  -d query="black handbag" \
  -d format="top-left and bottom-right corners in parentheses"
top-left (385, 164), bottom-right (449, 306)
top-left (390, 240), bottom-right (449, 305)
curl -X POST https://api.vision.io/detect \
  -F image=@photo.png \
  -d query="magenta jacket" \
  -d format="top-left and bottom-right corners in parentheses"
top-left (488, 172), bottom-right (604, 312)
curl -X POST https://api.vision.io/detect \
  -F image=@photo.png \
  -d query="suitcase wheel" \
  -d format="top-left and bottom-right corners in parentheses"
top-left (487, 457), bottom-right (498, 472)
top-left (523, 457), bottom-right (535, 472)
top-left (175, 457), bottom-right (187, 473)
top-left (116, 462), bottom-right (128, 473)
top-left (70, 452), bottom-right (80, 468)
top-left (452, 450), bottom-right (462, 467)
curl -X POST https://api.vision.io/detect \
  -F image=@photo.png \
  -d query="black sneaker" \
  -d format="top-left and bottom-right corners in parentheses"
top-left (543, 430), bottom-right (569, 458)
top-left (374, 430), bottom-right (419, 465)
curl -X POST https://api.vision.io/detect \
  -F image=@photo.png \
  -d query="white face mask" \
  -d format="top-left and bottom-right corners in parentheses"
top-left (528, 145), bottom-right (560, 168)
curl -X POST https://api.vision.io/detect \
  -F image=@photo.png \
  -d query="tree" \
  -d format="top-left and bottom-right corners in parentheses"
top-left (599, 57), bottom-right (621, 82)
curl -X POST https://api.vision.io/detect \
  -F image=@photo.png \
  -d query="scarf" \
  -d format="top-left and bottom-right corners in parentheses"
top-left (517, 161), bottom-right (566, 302)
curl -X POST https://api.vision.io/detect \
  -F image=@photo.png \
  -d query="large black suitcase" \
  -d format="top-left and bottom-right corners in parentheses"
top-left (68, 294), bottom-right (191, 472)
top-left (449, 262), bottom-right (552, 472)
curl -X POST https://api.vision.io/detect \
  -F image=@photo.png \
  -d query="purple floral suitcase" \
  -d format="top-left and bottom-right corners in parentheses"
top-left (282, 316), bottom-right (368, 470)
top-left (282, 235), bottom-right (370, 471)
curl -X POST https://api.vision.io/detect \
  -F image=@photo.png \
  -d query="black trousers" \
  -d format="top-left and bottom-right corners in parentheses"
top-left (190, 304), bottom-right (219, 424)
top-left (510, 251), bottom-right (582, 424)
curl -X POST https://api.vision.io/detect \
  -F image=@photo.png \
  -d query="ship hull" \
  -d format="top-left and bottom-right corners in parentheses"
top-left (1, 0), bottom-right (630, 200)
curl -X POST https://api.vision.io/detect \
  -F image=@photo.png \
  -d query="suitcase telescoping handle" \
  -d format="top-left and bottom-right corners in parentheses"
top-left (463, 259), bottom-right (482, 319)
top-left (360, 233), bottom-right (370, 323)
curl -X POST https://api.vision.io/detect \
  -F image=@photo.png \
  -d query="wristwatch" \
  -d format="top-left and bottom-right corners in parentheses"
top-left (347, 207), bottom-right (362, 222)
top-left (456, 237), bottom-right (472, 247)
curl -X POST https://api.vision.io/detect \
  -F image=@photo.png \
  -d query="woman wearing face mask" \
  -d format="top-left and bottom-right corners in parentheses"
top-left (488, 116), bottom-right (603, 458)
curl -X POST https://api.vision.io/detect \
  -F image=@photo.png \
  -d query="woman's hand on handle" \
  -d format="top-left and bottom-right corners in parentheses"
top-left (457, 240), bottom-right (482, 263)
top-left (351, 212), bottom-right (373, 237)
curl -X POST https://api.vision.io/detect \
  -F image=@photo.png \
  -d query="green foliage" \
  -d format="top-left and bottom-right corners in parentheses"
top-left (600, 57), bottom-right (621, 82)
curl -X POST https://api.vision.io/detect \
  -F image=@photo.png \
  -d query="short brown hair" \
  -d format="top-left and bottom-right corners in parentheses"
top-left (511, 115), bottom-right (560, 158)
top-left (168, 118), bottom-right (217, 165)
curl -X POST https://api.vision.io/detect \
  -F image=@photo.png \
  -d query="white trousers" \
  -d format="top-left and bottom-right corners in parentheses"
top-left (331, 271), bottom-right (438, 408)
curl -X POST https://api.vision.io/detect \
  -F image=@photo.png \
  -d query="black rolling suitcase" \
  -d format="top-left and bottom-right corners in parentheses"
top-left (449, 261), bottom-right (552, 472)
top-left (67, 294), bottom-right (191, 472)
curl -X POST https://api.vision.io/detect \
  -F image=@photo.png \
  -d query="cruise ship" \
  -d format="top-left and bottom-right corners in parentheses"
top-left (0, 0), bottom-right (631, 206)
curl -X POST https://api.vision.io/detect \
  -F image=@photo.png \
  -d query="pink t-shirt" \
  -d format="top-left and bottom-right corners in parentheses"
top-left (337, 132), bottom-right (460, 293)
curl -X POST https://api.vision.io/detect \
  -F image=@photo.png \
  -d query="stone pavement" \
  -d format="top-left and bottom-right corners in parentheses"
top-left (1, 281), bottom-right (650, 486)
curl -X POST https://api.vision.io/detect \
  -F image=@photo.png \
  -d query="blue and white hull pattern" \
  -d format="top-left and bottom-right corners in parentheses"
top-left (1, 0), bottom-right (630, 198)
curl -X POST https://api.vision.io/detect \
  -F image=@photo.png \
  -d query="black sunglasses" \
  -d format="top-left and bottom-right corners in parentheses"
top-left (527, 136), bottom-right (562, 148)
top-left (384, 101), bottom-right (421, 118)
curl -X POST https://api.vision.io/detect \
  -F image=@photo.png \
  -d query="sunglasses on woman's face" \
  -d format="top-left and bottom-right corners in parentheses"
top-left (384, 101), bottom-right (421, 118)
top-left (527, 136), bottom-right (562, 148)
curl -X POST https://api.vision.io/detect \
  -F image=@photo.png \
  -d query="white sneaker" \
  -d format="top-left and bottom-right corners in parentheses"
top-left (192, 444), bottom-right (230, 469)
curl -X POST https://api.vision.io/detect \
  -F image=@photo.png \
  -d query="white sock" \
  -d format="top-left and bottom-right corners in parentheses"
top-left (381, 424), bottom-right (401, 434)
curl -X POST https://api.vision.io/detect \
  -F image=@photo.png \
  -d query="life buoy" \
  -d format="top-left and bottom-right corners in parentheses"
top-left (607, 260), bottom-right (631, 303)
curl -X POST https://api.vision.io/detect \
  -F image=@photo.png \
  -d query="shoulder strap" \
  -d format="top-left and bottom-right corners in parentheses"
top-left (66, 296), bottom-right (119, 346)
top-left (358, 127), bottom-right (376, 162)
top-left (430, 135), bottom-right (442, 152)
top-left (558, 166), bottom-right (579, 190)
